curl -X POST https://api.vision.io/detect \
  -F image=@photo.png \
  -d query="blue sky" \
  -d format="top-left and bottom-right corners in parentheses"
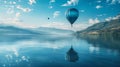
top-left (0, 0), bottom-right (120, 30)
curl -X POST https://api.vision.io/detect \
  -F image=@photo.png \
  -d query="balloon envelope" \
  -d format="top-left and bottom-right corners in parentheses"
top-left (66, 8), bottom-right (79, 26)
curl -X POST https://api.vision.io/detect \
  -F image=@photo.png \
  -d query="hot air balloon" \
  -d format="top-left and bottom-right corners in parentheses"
top-left (66, 8), bottom-right (79, 27)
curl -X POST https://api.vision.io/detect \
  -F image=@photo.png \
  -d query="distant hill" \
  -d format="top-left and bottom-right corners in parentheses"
top-left (0, 24), bottom-right (40, 35)
top-left (34, 27), bottom-right (74, 35)
top-left (0, 24), bottom-right (74, 35)
top-left (77, 14), bottom-right (120, 35)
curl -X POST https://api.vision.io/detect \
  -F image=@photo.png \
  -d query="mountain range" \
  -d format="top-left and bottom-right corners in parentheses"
top-left (0, 24), bottom-right (74, 35)
top-left (77, 14), bottom-right (120, 36)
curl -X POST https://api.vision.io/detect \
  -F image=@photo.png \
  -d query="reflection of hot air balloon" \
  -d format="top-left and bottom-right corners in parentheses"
top-left (66, 8), bottom-right (79, 27)
top-left (66, 46), bottom-right (79, 62)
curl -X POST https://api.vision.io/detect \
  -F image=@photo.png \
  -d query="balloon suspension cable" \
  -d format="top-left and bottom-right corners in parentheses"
top-left (71, 45), bottom-right (73, 49)
top-left (71, 24), bottom-right (73, 27)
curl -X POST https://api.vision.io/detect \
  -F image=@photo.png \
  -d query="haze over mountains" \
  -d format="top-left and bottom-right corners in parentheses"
top-left (0, 24), bottom-right (74, 35)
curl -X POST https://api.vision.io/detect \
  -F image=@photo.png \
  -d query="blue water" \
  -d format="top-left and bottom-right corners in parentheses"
top-left (0, 35), bottom-right (120, 67)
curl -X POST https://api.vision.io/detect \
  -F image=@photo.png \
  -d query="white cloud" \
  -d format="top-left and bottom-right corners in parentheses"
top-left (13, 2), bottom-right (16, 4)
top-left (105, 15), bottom-right (120, 21)
top-left (96, 5), bottom-right (102, 9)
top-left (0, 17), bottom-right (37, 28)
top-left (49, 6), bottom-right (53, 9)
top-left (80, 10), bottom-right (85, 12)
top-left (97, 0), bottom-right (102, 3)
top-left (4, 1), bottom-right (7, 4)
top-left (114, 14), bottom-right (120, 19)
top-left (62, 0), bottom-right (79, 6)
top-left (50, 0), bottom-right (55, 3)
top-left (53, 11), bottom-right (60, 18)
top-left (106, 0), bottom-right (120, 4)
top-left (8, 1), bottom-right (16, 5)
top-left (29, 0), bottom-right (36, 5)
top-left (112, 16), bottom-right (119, 20)
top-left (97, 14), bottom-right (106, 17)
top-left (18, 0), bottom-right (21, 2)
top-left (0, 17), bottom-right (21, 25)
top-left (7, 6), bottom-right (14, 14)
top-left (106, 0), bottom-right (110, 3)
top-left (105, 17), bottom-right (112, 21)
top-left (89, 18), bottom-right (100, 25)
top-left (16, 12), bottom-right (21, 17)
top-left (16, 5), bottom-right (32, 12)
top-left (49, 0), bottom-right (55, 9)
top-left (111, 0), bottom-right (116, 4)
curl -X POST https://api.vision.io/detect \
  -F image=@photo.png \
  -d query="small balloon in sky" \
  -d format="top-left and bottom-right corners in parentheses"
top-left (66, 8), bottom-right (79, 27)
top-left (48, 17), bottom-right (50, 20)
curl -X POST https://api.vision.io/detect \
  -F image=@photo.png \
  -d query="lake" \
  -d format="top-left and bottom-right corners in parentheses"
top-left (0, 34), bottom-right (120, 67)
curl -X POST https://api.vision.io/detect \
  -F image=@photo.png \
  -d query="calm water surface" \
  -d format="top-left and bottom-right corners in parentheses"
top-left (0, 34), bottom-right (120, 67)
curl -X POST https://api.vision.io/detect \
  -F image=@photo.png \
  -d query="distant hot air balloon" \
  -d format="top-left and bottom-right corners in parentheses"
top-left (66, 8), bottom-right (79, 27)
top-left (48, 17), bottom-right (50, 20)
